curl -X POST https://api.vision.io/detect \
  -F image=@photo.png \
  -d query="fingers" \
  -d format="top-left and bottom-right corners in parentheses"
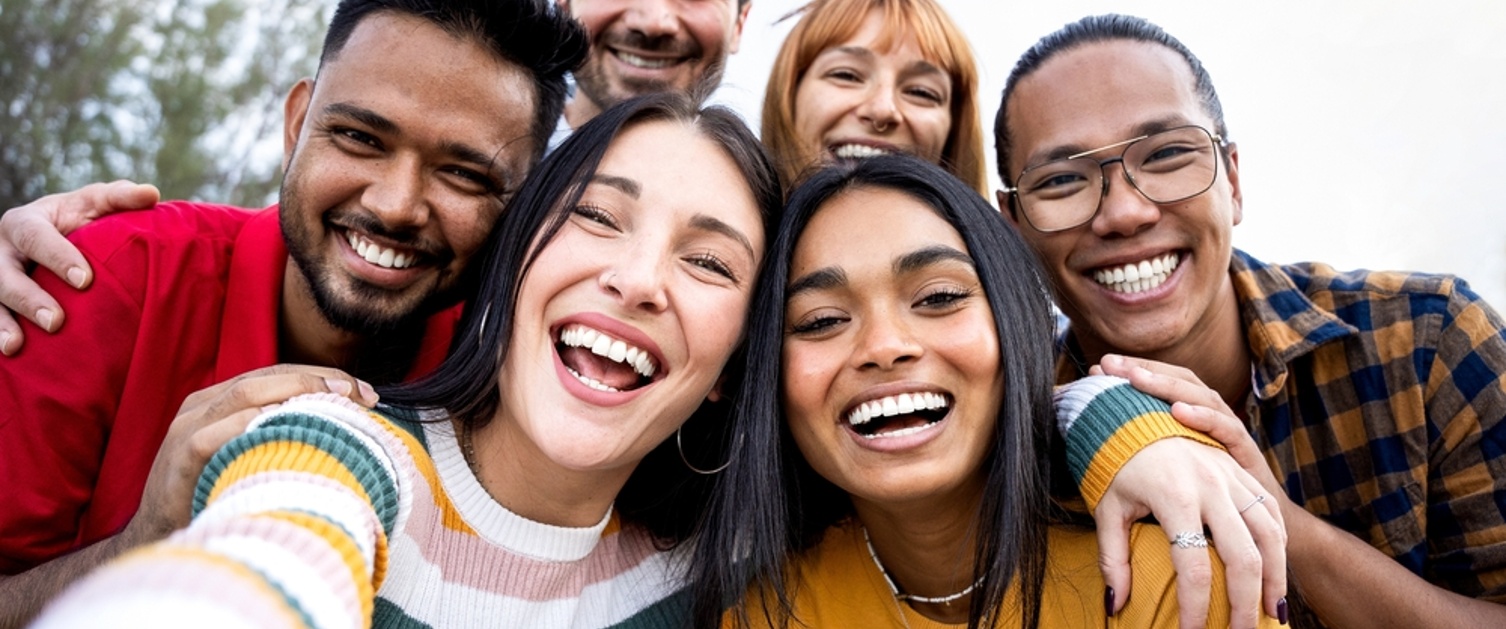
top-left (1101, 354), bottom-right (1234, 416)
top-left (200, 367), bottom-right (378, 418)
top-left (1161, 513), bottom-right (1214, 629)
top-left (1205, 492), bottom-right (1266, 628)
top-left (1093, 499), bottom-right (1136, 616)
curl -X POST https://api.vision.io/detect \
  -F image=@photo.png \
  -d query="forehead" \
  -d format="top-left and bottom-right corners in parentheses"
top-left (316, 13), bottom-right (539, 164)
top-left (795, 187), bottom-right (961, 269)
top-left (1006, 40), bottom-right (1208, 170)
top-left (597, 120), bottom-right (765, 240)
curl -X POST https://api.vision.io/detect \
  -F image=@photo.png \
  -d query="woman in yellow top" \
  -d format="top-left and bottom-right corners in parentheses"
top-left (715, 155), bottom-right (1279, 628)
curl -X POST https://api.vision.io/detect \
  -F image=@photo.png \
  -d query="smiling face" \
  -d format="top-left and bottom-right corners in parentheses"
top-left (791, 9), bottom-right (952, 170)
top-left (1002, 40), bottom-right (1243, 359)
top-left (564, 0), bottom-right (750, 122)
top-left (781, 186), bottom-right (999, 506)
top-left (279, 12), bottom-right (537, 333)
top-left (496, 118), bottom-right (764, 482)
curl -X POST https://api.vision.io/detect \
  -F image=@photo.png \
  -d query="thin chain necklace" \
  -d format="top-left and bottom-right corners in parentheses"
top-left (862, 526), bottom-right (981, 607)
top-left (458, 420), bottom-right (481, 476)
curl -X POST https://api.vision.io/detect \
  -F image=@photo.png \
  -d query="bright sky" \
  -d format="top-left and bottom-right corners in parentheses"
top-left (712, 0), bottom-right (1506, 308)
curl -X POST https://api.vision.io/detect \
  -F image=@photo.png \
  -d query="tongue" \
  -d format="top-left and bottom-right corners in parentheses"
top-left (560, 346), bottom-right (641, 390)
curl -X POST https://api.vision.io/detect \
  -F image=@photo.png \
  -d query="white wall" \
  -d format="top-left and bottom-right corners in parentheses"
top-left (714, 0), bottom-right (1506, 308)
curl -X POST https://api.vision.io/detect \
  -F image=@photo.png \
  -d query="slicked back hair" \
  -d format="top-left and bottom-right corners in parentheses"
top-left (715, 155), bottom-right (1059, 629)
top-left (321, 0), bottom-right (587, 161)
top-left (381, 91), bottom-right (781, 627)
top-left (993, 14), bottom-right (1229, 205)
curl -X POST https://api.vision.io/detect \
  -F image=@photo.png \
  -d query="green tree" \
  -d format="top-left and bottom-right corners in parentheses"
top-left (0, 0), bottom-right (326, 210)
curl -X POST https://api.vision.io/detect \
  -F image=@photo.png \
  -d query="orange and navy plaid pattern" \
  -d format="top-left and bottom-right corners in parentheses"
top-left (1061, 248), bottom-right (1506, 603)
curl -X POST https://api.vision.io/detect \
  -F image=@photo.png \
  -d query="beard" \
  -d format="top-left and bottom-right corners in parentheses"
top-left (574, 28), bottom-right (716, 112)
top-left (278, 179), bottom-right (456, 336)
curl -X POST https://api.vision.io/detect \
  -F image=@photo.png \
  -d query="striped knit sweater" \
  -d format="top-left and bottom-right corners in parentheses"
top-left (33, 394), bottom-right (691, 629)
top-left (1054, 375), bottom-right (1224, 512)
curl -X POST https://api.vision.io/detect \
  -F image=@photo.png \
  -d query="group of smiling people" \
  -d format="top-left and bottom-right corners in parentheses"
top-left (17, 0), bottom-right (1506, 627)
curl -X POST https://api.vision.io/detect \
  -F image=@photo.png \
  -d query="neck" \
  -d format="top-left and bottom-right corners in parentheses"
top-left (279, 264), bottom-right (422, 383)
top-left (464, 413), bottom-right (631, 528)
top-left (1077, 274), bottom-right (1252, 417)
top-left (853, 481), bottom-right (984, 624)
top-left (562, 94), bottom-right (602, 133)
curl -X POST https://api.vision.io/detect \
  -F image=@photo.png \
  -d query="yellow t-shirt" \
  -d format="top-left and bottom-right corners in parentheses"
top-left (730, 518), bottom-right (1277, 628)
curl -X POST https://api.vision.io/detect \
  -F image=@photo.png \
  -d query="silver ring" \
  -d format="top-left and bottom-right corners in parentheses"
top-left (1238, 494), bottom-right (1267, 514)
top-left (1171, 531), bottom-right (1210, 549)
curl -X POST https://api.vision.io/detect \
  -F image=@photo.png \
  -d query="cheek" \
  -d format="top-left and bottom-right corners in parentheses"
top-left (915, 111), bottom-right (953, 162)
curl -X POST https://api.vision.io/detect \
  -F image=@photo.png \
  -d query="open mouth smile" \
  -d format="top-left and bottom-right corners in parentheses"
top-left (612, 49), bottom-right (688, 70)
top-left (345, 231), bottom-right (421, 270)
top-left (1092, 252), bottom-right (1180, 294)
top-left (556, 323), bottom-right (661, 393)
top-left (845, 392), bottom-right (951, 439)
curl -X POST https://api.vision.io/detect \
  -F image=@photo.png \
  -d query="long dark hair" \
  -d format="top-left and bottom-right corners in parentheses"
top-left (382, 92), bottom-right (780, 575)
top-left (713, 154), bottom-right (1059, 629)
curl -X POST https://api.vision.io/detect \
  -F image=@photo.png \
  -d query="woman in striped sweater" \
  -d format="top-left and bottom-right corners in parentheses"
top-left (33, 93), bottom-right (782, 629)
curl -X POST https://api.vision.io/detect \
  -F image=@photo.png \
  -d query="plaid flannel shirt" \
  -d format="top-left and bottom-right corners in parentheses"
top-left (1059, 249), bottom-right (1506, 602)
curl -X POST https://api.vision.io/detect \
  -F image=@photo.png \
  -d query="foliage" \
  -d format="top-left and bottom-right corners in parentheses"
top-left (0, 0), bottom-right (327, 209)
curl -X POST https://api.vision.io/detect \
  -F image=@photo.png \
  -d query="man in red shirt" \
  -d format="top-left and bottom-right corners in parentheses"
top-left (0, 0), bottom-right (586, 624)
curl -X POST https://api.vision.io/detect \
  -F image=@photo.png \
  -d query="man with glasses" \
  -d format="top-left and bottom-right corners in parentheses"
top-left (996, 14), bottom-right (1506, 627)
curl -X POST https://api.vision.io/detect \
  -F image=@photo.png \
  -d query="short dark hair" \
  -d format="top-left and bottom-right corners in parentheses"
top-left (993, 14), bottom-right (1228, 194)
top-left (321, 0), bottom-right (587, 160)
top-left (382, 92), bottom-right (780, 625)
top-left (713, 155), bottom-right (1061, 629)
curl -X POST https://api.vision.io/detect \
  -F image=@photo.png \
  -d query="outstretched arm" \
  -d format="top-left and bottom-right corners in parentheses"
top-left (31, 393), bottom-right (409, 629)
top-left (1057, 372), bottom-right (1287, 629)
top-left (0, 181), bottom-right (158, 355)
top-left (0, 367), bottom-right (377, 629)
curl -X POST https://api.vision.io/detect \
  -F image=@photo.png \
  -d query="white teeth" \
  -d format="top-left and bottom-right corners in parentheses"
top-left (616, 51), bottom-right (674, 69)
top-left (1093, 253), bottom-right (1179, 295)
top-left (832, 144), bottom-right (891, 159)
top-left (346, 232), bottom-right (417, 270)
top-left (847, 392), bottom-right (950, 426)
top-left (564, 366), bottom-right (621, 392)
top-left (558, 324), bottom-right (657, 379)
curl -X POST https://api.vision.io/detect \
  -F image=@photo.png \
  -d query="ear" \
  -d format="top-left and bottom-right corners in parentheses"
top-left (1223, 142), bottom-right (1243, 226)
top-left (282, 78), bottom-right (315, 173)
top-left (997, 189), bottom-right (1022, 227)
top-left (556, 0), bottom-right (572, 15)
top-left (706, 372), bottom-right (729, 403)
top-left (727, 1), bottom-right (752, 55)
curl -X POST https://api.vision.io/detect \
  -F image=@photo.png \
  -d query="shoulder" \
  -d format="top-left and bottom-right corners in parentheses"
top-left (1236, 249), bottom-right (1468, 320)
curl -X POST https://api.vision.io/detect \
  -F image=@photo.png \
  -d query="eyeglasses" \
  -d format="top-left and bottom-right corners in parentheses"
top-left (1002, 125), bottom-right (1225, 233)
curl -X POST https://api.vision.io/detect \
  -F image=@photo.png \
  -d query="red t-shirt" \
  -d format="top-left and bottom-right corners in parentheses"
top-left (0, 202), bottom-right (457, 573)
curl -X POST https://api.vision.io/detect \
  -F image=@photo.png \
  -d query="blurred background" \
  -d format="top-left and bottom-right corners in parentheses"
top-left (4, 0), bottom-right (1504, 306)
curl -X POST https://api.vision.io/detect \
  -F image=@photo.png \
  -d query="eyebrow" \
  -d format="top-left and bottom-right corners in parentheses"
top-left (589, 174), bottom-right (641, 198)
top-left (785, 245), bottom-right (973, 299)
top-left (1025, 116), bottom-right (1195, 168)
top-left (691, 214), bottom-right (756, 263)
top-left (826, 46), bottom-right (948, 81)
top-left (325, 102), bottom-right (509, 182)
top-left (895, 245), bottom-right (974, 275)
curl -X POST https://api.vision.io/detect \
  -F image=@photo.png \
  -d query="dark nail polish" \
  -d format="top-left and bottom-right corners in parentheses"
top-left (1104, 586), bottom-right (1115, 617)
top-left (1277, 597), bottom-right (1289, 625)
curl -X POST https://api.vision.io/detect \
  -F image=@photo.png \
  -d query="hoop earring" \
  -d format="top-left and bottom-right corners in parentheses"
top-left (676, 426), bottom-right (742, 475)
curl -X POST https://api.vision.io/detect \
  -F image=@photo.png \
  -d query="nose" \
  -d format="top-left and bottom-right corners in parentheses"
top-left (362, 155), bottom-right (430, 229)
top-left (598, 244), bottom-right (670, 314)
top-left (855, 82), bottom-right (901, 134)
top-left (1090, 159), bottom-right (1160, 237)
top-left (622, 0), bottom-right (681, 38)
top-left (851, 308), bottom-right (923, 371)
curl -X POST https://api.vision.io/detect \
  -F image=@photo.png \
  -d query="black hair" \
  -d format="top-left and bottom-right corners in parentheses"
top-left (993, 14), bottom-right (1229, 214)
top-left (713, 155), bottom-right (1060, 629)
top-left (321, 0), bottom-right (587, 161)
top-left (381, 91), bottom-right (780, 627)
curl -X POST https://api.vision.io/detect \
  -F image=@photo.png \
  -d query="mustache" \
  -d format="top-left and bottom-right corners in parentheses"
top-left (600, 28), bottom-right (701, 59)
